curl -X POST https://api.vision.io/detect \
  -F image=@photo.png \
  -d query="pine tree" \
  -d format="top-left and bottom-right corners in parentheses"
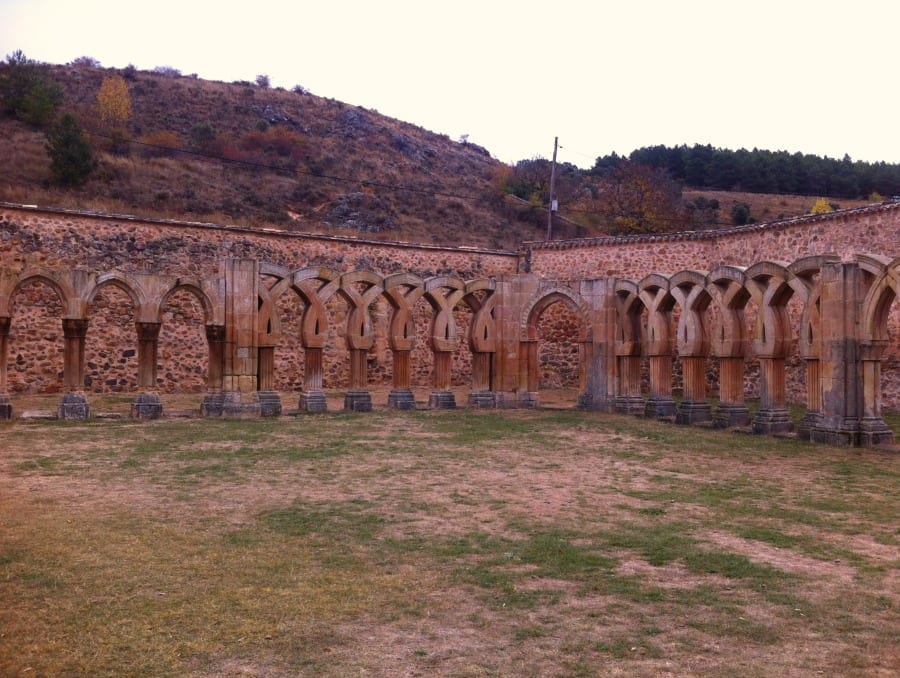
top-left (45, 114), bottom-right (94, 185)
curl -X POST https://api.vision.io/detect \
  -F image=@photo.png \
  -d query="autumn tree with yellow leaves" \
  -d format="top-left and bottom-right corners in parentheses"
top-left (95, 74), bottom-right (132, 150)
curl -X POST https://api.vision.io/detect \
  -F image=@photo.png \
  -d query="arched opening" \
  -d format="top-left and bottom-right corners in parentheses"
top-left (158, 286), bottom-right (209, 410)
top-left (85, 282), bottom-right (137, 412)
top-left (525, 289), bottom-right (590, 409)
top-left (7, 278), bottom-right (66, 407)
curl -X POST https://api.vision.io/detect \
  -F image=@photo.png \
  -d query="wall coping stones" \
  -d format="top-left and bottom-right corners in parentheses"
top-left (523, 200), bottom-right (900, 250)
top-left (0, 202), bottom-right (519, 258)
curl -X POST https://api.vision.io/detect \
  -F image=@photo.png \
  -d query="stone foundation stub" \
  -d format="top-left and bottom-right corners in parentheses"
top-left (257, 391), bottom-right (282, 417)
top-left (388, 388), bottom-right (417, 410)
top-left (468, 391), bottom-right (505, 409)
top-left (221, 391), bottom-right (262, 419)
top-left (751, 408), bottom-right (793, 435)
top-left (0, 395), bottom-right (11, 420)
top-left (712, 403), bottom-right (751, 429)
top-left (675, 400), bottom-right (713, 425)
top-left (131, 392), bottom-right (163, 420)
top-left (299, 390), bottom-right (328, 413)
top-left (344, 389), bottom-right (372, 412)
top-left (201, 391), bottom-right (225, 417)
top-left (428, 390), bottom-right (456, 409)
top-left (644, 396), bottom-right (676, 420)
top-left (58, 392), bottom-right (90, 421)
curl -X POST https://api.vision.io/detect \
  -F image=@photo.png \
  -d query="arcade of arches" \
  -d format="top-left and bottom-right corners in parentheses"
top-left (2, 202), bottom-right (900, 448)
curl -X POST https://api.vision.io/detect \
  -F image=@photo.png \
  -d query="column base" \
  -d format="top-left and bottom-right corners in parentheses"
top-left (344, 389), bottom-right (372, 412)
top-left (855, 417), bottom-right (894, 447)
top-left (752, 408), bottom-right (793, 435)
top-left (428, 390), bottom-right (456, 409)
top-left (0, 394), bottom-right (12, 420)
top-left (257, 390), bottom-right (282, 417)
top-left (201, 391), bottom-right (225, 417)
top-left (675, 400), bottom-right (713, 425)
top-left (712, 403), bottom-right (751, 429)
top-left (796, 411), bottom-right (820, 441)
top-left (58, 392), bottom-right (90, 421)
top-left (811, 420), bottom-right (861, 446)
top-left (468, 391), bottom-right (505, 408)
top-left (131, 392), bottom-right (163, 420)
top-left (221, 391), bottom-right (262, 419)
top-left (644, 396), bottom-right (676, 420)
top-left (388, 388), bottom-right (417, 410)
top-left (299, 389), bottom-right (328, 413)
top-left (615, 396), bottom-right (646, 415)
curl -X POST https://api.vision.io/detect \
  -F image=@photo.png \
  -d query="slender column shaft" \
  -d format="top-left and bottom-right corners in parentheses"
top-left (759, 357), bottom-right (786, 411)
top-left (718, 357), bottom-right (745, 405)
top-left (0, 316), bottom-right (10, 393)
top-left (619, 355), bottom-right (641, 398)
top-left (806, 359), bottom-right (821, 414)
top-left (648, 355), bottom-right (672, 398)
top-left (681, 356), bottom-right (706, 402)
top-left (305, 347), bottom-right (324, 391)
top-left (62, 318), bottom-right (89, 391)
top-left (257, 346), bottom-right (275, 391)
top-left (135, 321), bottom-right (161, 389)
top-left (471, 351), bottom-right (491, 392)
top-left (206, 324), bottom-right (226, 392)
top-left (433, 351), bottom-right (452, 391)
top-left (349, 348), bottom-right (368, 390)
top-left (393, 349), bottom-right (411, 389)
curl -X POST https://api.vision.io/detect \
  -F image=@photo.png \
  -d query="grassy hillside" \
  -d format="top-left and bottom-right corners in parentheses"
top-left (0, 61), bottom-right (876, 248)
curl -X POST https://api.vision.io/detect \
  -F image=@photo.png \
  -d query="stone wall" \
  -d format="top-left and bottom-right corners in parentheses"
top-left (2, 201), bottom-right (900, 412)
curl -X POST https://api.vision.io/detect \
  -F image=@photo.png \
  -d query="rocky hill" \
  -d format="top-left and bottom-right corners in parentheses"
top-left (0, 60), bottom-right (874, 249)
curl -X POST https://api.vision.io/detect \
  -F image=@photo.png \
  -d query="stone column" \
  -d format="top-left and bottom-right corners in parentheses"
top-left (615, 354), bottom-right (644, 414)
top-left (577, 278), bottom-right (618, 411)
top-left (644, 354), bottom-right (675, 419)
top-left (58, 318), bottom-right (90, 420)
top-left (0, 316), bottom-right (11, 420)
top-left (797, 359), bottom-right (820, 440)
top-left (344, 348), bottom-right (372, 411)
top-left (387, 348), bottom-right (416, 410)
top-left (428, 350), bottom-right (456, 408)
top-left (492, 274), bottom-right (540, 407)
top-left (713, 356), bottom-right (750, 428)
top-left (219, 259), bottom-right (262, 418)
top-left (859, 342), bottom-right (894, 445)
top-left (201, 324), bottom-right (226, 416)
top-left (256, 345), bottom-right (281, 417)
top-left (299, 346), bottom-right (327, 412)
top-left (131, 321), bottom-right (162, 419)
top-left (468, 351), bottom-right (503, 408)
top-left (752, 357), bottom-right (792, 434)
top-left (675, 355), bottom-right (712, 424)
top-left (813, 262), bottom-right (887, 445)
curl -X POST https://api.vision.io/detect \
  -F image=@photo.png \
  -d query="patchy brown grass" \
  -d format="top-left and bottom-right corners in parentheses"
top-left (1, 404), bottom-right (897, 676)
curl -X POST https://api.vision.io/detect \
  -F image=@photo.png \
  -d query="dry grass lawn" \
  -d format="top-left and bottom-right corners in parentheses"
top-left (1, 396), bottom-right (897, 676)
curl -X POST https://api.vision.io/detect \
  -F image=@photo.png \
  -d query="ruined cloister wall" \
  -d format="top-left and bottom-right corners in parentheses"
top-left (527, 203), bottom-right (900, 280)
top-left (3, 202), bottom-right (900, 429)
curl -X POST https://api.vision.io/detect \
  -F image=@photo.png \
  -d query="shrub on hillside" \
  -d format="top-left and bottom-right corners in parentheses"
top-left (45, 113), bottom-right (94, 185)
top-left (136, 130), bottom-right (181, 157)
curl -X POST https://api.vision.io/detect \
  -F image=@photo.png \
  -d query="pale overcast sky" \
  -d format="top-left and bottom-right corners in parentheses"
top-left (1, 0), bottom-right (898, 167)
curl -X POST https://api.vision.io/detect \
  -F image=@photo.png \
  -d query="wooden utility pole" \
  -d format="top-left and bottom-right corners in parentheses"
top-left (546, 136), bottom-right (558, 240)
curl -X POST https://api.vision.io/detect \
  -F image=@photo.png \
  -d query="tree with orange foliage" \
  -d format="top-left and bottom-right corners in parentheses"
top-left (95, 74), bottom-right (131, 150)
top-left (592, 159), bottom-right (687, 234)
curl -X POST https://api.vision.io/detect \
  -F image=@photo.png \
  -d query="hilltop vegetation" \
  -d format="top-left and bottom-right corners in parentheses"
top-left (0, 53), bottom-right (887, 246)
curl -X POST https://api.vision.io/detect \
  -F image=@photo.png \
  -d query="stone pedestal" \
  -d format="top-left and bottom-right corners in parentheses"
top-left (221, 391), bottom-right (261, 419)
top-left (796, 411), bottom-right (820, 441)
top-left (468, 391), bottom-right (504, 408)
top-left (857, 417), bottom-right (895, 447)
top-left (257, 390), bottom-right (282, 417)
top-left (130, 392), bottom-right (163, 419)
top-left (615, 395), bottom-right (646, 415)
top-left (428, 390), bottom-right (456, 409)
top-left (644, 396), bottom-right (676, 420)
top-left (752, 408), bottom-right (793, 435)
top-left (299, 389), bottom-right (328, 413)
top-left (0, 394), bottom-right (11, 420)
top-left (516, 391), bottom-right (539, 408)
top-left (675, 399), bottom-right (712, 425)
top-left (58, 392), bottom-right (90, 420)
top-left (344, 389), bottom-right (372, 412)
top-left (811, 419), bottom-right (861, 446)
top-left (201, 391), bottom-right (225, 417)
top-left (388, 388), bottom-right (417, 410)
top-left (712, 403), bottom-right (751, 429)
